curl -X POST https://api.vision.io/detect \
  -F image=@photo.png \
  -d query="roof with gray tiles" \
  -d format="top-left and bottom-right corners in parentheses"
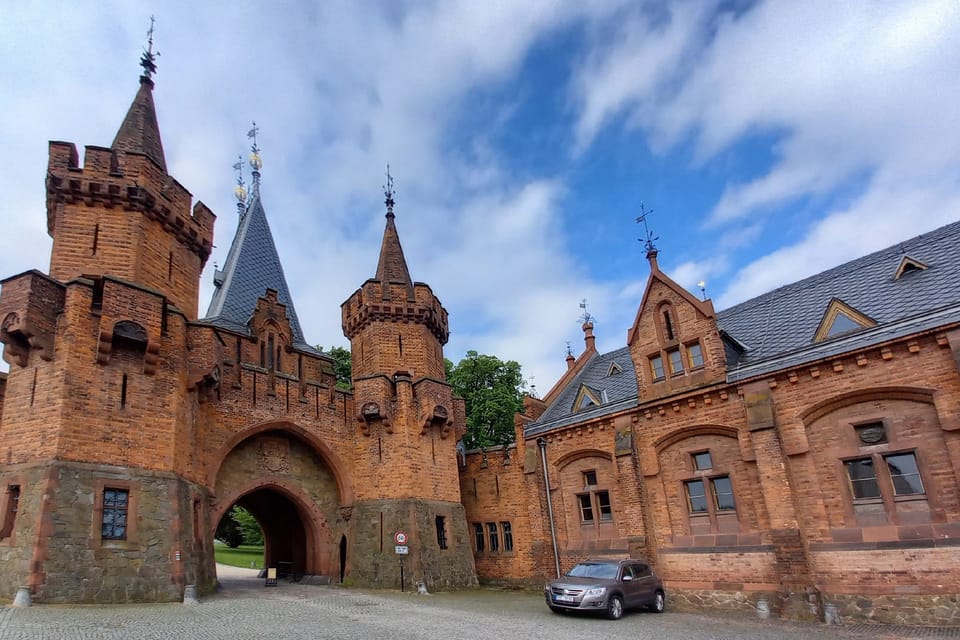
top-left (526, 347), bottom-right (639, 436)
top-left (202, 193), bottom-right (309, 349)
top-left (718, 219), bottom-right (960, 379)
top-left (526, 219), bottom-right (960, 436)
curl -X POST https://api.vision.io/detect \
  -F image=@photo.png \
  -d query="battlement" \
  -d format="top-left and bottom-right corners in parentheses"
top-left (342, 279), bottom-right (449, 344)
top-left (46, 142), bottom-right (214, 264)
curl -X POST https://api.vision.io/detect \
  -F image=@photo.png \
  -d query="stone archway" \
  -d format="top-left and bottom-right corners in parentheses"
top-left (212, 428), bottom-right (343, 580)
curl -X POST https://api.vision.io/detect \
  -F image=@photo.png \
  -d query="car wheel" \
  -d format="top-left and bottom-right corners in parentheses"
top-left (650, 590), bottom-right (665, 613)
top-left (606, 595), bottom-right (624, 620)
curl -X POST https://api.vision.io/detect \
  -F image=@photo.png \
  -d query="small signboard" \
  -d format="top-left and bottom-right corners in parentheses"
top-left (395, 545), bottom-right (409, 555)
top-left (265, 567), bottom-right (278, 587)
top-left (394, 531), bottom-right (408, 545)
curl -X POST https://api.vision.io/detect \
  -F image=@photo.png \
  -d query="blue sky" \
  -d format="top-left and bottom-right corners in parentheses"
top-left (1, 1), bottom-right (958, 393)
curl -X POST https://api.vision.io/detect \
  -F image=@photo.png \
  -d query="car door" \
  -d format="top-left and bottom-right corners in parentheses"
top-left (619, 563), bottom-right (641, 608)
top-left (631, 562), bottom-right (656, 605)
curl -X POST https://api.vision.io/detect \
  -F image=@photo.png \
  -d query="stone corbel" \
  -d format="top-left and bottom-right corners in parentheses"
top-left (188, 365), bottom-right (221, 403)
top-left (1, 312), bottom-right (54, 367)
top-left (420, 404), bottom-right (452, 438)
top-left (357, 401), bottom-right (392, 436)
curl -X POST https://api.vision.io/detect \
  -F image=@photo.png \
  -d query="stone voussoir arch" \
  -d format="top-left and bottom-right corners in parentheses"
top-left (653, 423), bottom-right (740, 454)
top-left (209, 419), bottom-right (354, 506)
top-left (798, 385), bottom-right (936, 426)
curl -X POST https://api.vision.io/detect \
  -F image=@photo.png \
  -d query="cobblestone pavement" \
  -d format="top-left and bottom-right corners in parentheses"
top-left (1, 568), bottom-right (958, 640)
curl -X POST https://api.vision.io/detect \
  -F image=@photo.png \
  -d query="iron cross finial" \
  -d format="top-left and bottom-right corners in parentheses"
top-left (636, 202), bottom-right (659, 253)
top-left (383, 164), bottom-right (396, 215)
top-left (140, 16), bottom-right (159, 78)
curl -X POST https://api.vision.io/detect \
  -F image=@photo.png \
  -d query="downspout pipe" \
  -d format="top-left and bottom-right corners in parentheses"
top-left (537, 437), bottom-right (561, 578)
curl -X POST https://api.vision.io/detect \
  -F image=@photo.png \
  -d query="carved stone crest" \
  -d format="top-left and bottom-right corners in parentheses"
top-left (257, 437), bottom-right (290, 474)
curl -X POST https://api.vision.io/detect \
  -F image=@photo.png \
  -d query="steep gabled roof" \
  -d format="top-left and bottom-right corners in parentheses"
top-left (718, 219), bottom-right (960, 379)
top-left (112, 77), bottom-right (167, 172)
top-left (527, 347), bottom-right (638, 436)
top-left (203, 193), bottom-right (307, 347)
top-left (526, 219), bottom-right (960, 437)
top-left (376, 211), bottom-right (414, 293)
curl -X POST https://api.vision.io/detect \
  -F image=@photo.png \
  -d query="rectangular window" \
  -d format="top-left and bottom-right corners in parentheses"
top-left (667, 348), bottom-right (684, 375)
top-left (711, 476), bottom-right (735, 511)
top-left (578, 493), bottom-right (594, 522)
top-left (473, 523), bottom-right (484, 552)
top-left (686, 342), bottom-right (704, 368)
top-left (650, 355), bottom-right (665, 380)
top-left (435, 515), bottom-right (447, 550)
top-left (501, 522), bottom-right (513, 552)
top-left (487, 522), bottom-right (499, 552)
top-left (0, 485), bottom-right (20, 538)
top-left (845, 458), bottom-right (881, 499)
top-left (685, 480), bottom-right (708, 513)
top-left (596, 491), bottom-right (613, 522)
top-left (885, 453), bottom-right (924, 496)
top-left (583, 470), bottom-right (597, 486)
top-left (101, 488), bottom-right (129, 540)
top-left (692, 451), bottom-right (712, 471)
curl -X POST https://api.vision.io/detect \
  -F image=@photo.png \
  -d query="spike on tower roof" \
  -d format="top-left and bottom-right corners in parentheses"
top-left (203, 127), bottom-right (307, 348)
top-left (374, 165), bottom-right (414, 292)
top-left (112, 17), bottom-right (167, 172)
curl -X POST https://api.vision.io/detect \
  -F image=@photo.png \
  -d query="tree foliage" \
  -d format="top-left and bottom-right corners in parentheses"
top-left (447, 350), bottom-right (524, 450)
top-left (216, 506), bottom-right (263, 547)
top-left (318, 345), bottom-right (352, 390)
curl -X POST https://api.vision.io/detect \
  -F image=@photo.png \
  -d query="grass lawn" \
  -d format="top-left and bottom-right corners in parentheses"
top-left (214, 543), bottom-right (264, 569)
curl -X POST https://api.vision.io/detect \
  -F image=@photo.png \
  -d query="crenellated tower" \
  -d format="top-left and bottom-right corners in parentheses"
top-left (0, 39), bottom-right (217, 603)
top-left (340, 171), bottom-right (476, 588)
top-left (45, 48), bottom-right (213, 318)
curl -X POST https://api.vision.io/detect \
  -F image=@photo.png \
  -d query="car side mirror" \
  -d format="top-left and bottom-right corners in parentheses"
top-left (622, 575), bottom-right (632, 582)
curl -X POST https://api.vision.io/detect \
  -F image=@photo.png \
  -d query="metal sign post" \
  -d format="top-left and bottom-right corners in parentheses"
top-left (394, 531), bottom-right (409, 592)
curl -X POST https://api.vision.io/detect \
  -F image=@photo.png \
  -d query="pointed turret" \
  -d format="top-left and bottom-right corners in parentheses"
top-left (111, 76), bottom-right (167, 172)
top-left (374, 172), bottom-right (414, 297)
top-left (342, 169), bottom-right (448, 380)
top-left (111, 20), bottom-right (166, 172)
top-left (204, 140), bottom-right (307, 347)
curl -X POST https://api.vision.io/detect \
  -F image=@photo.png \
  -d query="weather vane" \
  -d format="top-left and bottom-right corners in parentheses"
top-left (247, 122), bottom-right (262, 193)
top-left (636, 202), bottom-right (658, 253)
top-left (383, 164), bottom-right (396, 215)
top-left (697, 280), bottom-right (707, 301)
top-left (233, 155), bottom-right (247, 216)
top-left (565, 341), bottom-right (573, 357)
top-left (140, 16), bottom-right (159, 78)
top-left (578, 299), bottom-right (593, 324)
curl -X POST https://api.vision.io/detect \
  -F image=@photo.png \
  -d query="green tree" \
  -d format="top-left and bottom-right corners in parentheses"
top-left (215, 508), bottom-right (243, 548)
top-left (233, 506), bottom-right (264, 545)
top-left (447, 350), bottom-right (524, 450)
top-left (318, 345), bottom-right (352, 390)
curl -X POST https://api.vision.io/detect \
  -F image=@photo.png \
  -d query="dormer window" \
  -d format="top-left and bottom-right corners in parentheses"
top-left (813, 299), bottom-right (876, 342)
top-left (606, 361), bottom-right (623, 377)
top-left (894, 255), bottom-right (928, 280)
top-left (573, 385), bottom-right (603, 412)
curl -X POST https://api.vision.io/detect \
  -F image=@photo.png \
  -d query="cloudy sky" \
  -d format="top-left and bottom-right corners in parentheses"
top-left (1, 1), bottom-right (958, 392)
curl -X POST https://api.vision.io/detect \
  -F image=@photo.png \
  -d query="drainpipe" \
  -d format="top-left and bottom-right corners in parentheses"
top-left (537, 437), bottom-right (561, 578)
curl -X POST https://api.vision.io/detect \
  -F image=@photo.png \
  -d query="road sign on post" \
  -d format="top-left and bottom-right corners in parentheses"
top-left (395, 545), bottom-right (409, 555)
top-left (394, 531), bottom-right (407, 545)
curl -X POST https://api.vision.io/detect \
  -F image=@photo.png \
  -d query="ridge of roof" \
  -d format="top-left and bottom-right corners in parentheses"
top-left (203, 192), bottom-right (307, 346)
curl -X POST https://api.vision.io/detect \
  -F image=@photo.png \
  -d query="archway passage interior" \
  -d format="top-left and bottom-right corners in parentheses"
top-left (235, 488), bottom-right (310, 580)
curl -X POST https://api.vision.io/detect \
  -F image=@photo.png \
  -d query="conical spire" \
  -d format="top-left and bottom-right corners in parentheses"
top-left (374, 166), bottom-right (414, 290)
top-left (204, 146), bottom-right (307, 346)
top-left (112, 18), bottom-right (167, 172)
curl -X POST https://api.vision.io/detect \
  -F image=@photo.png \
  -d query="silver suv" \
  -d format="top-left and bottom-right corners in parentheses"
top-left (545, 559), bottom-right (665, 620)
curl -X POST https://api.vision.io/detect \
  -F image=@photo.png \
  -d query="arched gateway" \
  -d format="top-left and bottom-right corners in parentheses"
top-left (0, 60), bottom-right (477, 603)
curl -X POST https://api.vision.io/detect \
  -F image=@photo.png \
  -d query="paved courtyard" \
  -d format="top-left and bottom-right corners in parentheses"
top-left (0, 566), bottom-right (957, 640)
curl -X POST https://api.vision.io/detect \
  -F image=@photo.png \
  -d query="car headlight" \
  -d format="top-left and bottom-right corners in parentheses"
top-left (584, 587), bottom-right (606, 597)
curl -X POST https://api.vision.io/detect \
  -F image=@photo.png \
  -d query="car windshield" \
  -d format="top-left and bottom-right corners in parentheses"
top-left (566, 563), bottom-right (618, 579)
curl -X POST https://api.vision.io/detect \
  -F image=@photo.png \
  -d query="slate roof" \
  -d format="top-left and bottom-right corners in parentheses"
top-left (202, 192), bottom-right (310, 350)
top-left (526, 347), bottom-right (639, 436)
top-left (525, 219), bottom-right (960, 436)
top-left (717, 219), bottom-right (960, 380)
top-left (112, 77), bottom-right (167, 172)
